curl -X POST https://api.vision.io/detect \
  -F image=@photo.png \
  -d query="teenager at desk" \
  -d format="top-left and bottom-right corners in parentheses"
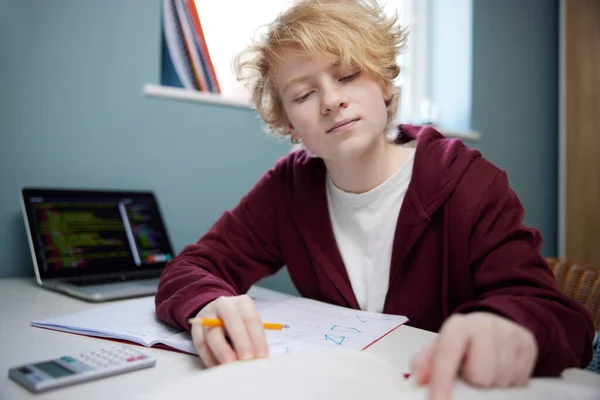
top-left (155, 0), bottom-right (595, 398)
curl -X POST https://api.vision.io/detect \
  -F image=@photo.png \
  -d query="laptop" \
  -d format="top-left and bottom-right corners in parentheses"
top-left (20, 187), bottom-right (175, 302)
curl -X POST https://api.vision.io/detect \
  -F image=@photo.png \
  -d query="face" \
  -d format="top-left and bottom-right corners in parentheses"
top-left (275, 52), bottom-right (391, 162)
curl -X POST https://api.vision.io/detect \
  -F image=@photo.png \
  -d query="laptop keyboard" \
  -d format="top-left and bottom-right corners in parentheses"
top-left (63, 271), bottom-right (161, 287)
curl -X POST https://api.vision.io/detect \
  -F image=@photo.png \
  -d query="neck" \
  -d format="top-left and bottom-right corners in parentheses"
top-left (325, 136), bottom-right (411, 194)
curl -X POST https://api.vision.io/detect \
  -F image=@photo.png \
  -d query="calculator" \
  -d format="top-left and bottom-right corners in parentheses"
top-left (8, 345), bottom-right (156, 393)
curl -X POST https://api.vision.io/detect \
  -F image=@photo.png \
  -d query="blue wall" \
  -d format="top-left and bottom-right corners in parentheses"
top-left (429, 0), bottom-right (558, 256)
top-left (0, 0), bottom-right (297, 293)
top-left (471, 0), bottom-right (559, 256)
top-left (0, 1), bottom-right (558, 286)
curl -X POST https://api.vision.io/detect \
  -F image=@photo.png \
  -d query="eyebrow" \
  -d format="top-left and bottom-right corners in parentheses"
top-left (282, 75), bottom-right (311, 94)
top-left (282, 63), bottom-right (342, 94)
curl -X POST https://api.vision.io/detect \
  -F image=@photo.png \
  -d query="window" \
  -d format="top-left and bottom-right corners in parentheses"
top-left (159, 0), bottom-right (428, 122)
top-left (193, 1), bottom-right (296, 102)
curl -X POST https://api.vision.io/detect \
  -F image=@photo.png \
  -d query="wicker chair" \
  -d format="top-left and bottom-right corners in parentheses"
top-left (545, 258), bottom-right (600, 331)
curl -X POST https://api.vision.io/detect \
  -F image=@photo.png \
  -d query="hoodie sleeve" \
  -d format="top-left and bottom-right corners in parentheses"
top-left (454, 169), bottom-right (595, 376)
top-left (155, 165), bottom-right (285, 331)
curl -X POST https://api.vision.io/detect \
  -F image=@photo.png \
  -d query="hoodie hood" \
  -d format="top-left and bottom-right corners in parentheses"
top-left (397, 124), bottom-right (482, 219)
top-left (287, 124), bottom-right (483, 312)
top-left (289, 124), bottom-right (482, 213)
top-left (397, 124), bottom-right (482, 320)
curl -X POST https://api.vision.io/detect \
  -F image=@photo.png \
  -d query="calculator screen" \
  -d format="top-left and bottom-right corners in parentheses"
top-left (34, 361), bottom-right (75, 378)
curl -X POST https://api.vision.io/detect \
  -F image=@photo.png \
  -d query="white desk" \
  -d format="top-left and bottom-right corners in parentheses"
top-left (1, 278), bottom-right (599, 399)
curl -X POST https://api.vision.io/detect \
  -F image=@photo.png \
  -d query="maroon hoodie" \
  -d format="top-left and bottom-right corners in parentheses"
top-left (155, 125), bottom-right (594, 375)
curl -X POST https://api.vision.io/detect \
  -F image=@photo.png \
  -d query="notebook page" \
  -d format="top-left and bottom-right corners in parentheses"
top-left (142, 347), bottom-right (600, 400)
top-left (256, 296), bottom-right (408, 355)
top-left (32, 296), bottom-right (181, 348)
top-left (160, 286), bottom-right (295, 354)
top-left (32, 286), bottom-right (407, 357)
top-left (142, 346), bottom-right (416, 400)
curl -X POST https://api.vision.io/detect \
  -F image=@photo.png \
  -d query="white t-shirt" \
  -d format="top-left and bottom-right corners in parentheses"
top-left (326, 149), bottom-right (415, 312)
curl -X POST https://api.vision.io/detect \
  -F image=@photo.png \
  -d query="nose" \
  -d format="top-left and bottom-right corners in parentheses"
top-left (320, 83), bottom-right (348, 115)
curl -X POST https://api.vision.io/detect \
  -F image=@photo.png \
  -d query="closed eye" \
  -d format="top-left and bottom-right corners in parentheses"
top-left (294, 91), bottom-right (314, 102)
top-left (339, 71), bottom-right (361, 82)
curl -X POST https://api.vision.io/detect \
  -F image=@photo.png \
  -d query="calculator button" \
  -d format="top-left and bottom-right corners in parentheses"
top-left (80, 360), bottom-right (96, 367)
top-left (126, 357), bottom-right (136, 362)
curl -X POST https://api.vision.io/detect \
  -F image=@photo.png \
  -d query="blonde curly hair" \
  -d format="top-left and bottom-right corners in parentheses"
top-left (233, 0), bottom-right (408, 136)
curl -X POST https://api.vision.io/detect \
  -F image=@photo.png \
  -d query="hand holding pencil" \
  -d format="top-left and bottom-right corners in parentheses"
top-left (188, 317), bottom-right (289, 330)
top-left (189, 294), bottom-right (271, 367)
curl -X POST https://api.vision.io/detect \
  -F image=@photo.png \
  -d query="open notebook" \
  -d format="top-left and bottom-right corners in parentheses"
top-left (31, 286), bottom-right (408, 357)
top-left (140, 347), bottom-right (600, 400)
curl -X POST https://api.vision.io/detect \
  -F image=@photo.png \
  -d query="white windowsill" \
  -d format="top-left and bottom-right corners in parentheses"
top-left (143, 84), bottom-right (254, 110)
top-left (143, 84), bottom-right (481, 141)
top-left (438, 129), bottom-right (481, 141)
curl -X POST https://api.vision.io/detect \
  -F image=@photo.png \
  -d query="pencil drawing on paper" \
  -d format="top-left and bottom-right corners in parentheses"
top-left (330, 325), bottom-right (361, 333)
top-left (325, 335), bottom-right (346, 345)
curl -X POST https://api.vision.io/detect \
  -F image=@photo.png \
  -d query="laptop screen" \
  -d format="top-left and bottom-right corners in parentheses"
top-left (20, 188), bottom-right (175, 281)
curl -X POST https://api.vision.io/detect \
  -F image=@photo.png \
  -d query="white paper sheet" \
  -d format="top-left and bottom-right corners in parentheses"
top-left (253, 295), bottom-right (407, 356)
top-left (140, 347), bottom-right (600, 400)
top-left (32, 286), bottom-right (407, 358)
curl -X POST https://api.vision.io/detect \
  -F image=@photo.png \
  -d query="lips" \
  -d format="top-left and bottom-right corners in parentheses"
top-left (327, 118), bottom-right (360, 133)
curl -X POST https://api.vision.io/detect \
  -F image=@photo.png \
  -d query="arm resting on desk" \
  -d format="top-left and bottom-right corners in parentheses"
top-left (155, 166), bottom-right (286, 331)
top-left (454, 169), bottom-right (595, 376)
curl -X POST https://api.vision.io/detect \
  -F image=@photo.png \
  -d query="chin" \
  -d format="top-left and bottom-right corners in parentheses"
top-left (330, 134), bottom-right (378, 160)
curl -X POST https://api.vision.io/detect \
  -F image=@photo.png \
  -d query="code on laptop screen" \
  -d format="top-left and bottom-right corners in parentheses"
top-left (24, 191), bottom-right (173, 274)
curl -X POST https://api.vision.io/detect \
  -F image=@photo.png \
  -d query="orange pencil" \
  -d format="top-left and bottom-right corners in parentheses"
top-left (187, 317), bottom-right (289, 330)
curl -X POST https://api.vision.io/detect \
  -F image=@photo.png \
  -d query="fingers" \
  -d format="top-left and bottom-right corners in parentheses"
top-left (410, 340), bottom-right (436, 386)
top-left (422, 312), bottom-right (538, 400)
top-left (216, 296), bottom-right (257, 361)
top-left (237, 295), bottom-right (269, 358)
top-left (460, 317), bottom-right (495, 388)
top-left (191, 323), bottom-right (221, 367)
top-left (429, 315), bottom-right (470, 400)
top-left (463, 315), bottom-right (536, 388)
top-left (197, 337), bottom-right (219, 367)
top-left (192, 295), bottom-right (268, 367)
top-left (490, 319), bottom-right (533, 388)
top-left (205, 325), bottom-right (238, 363)
top-left (513, 329), bottom-right (537, 386)
top-left (495, 330), bottom-right (513, 387)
